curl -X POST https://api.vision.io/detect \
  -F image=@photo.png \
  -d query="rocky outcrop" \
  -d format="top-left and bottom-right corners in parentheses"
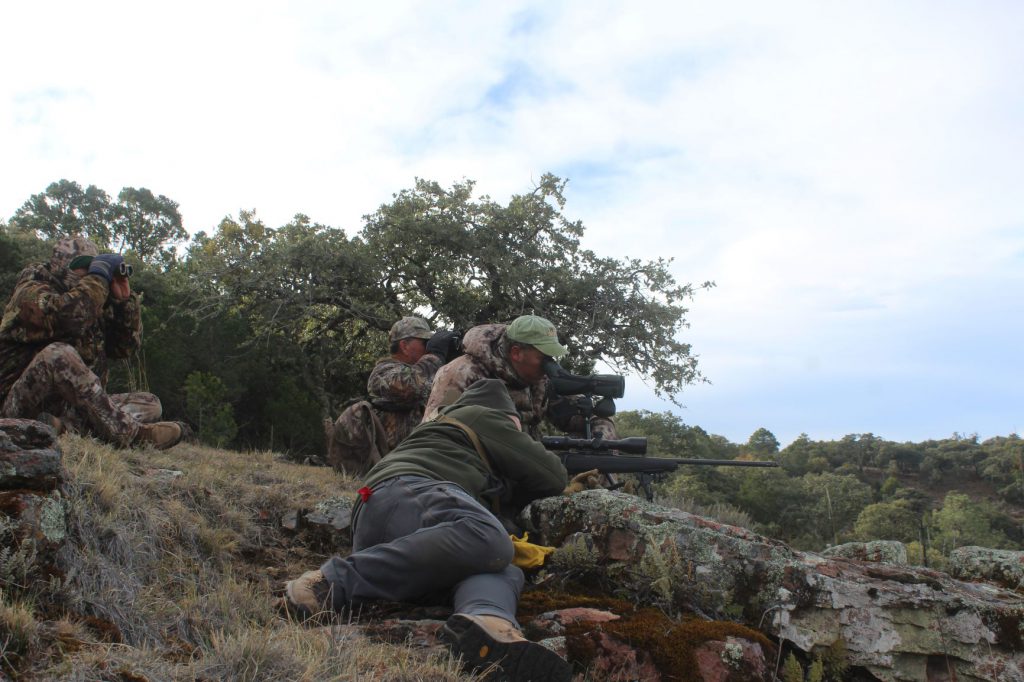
top-left (0, 418), bottom-right (67, 579)
top-left (822, 540), bottom-right (908, 565)
top-left (522, 490), bottom-right (1024, 682)
top-left (949, 546), bottom-right (1024, 592)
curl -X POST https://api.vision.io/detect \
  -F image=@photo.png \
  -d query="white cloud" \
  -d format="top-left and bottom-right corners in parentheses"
top-left (2, 1), bottom-right (1021, 443)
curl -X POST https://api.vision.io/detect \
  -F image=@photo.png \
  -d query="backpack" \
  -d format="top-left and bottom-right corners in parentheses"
top-left (323, 400), bottom-right (390, 476)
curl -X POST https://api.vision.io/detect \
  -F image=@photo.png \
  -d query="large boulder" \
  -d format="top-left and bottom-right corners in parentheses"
top-left (522, 490), bottom-right (1024, 682)
top-left (0, 418), bottom-right (67, 579)
top-left (0, 418), bottom-right (63, 490)
top-left (949, 546), bottom-right (1024, 592)
top-left (822, 540), bottom-right (908, 565)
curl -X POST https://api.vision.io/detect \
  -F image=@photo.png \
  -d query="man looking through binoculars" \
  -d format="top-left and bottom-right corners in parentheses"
top-left (422, 315), bottom-right (619, 442)
top-left (0, 236), bottom-right (187, 449)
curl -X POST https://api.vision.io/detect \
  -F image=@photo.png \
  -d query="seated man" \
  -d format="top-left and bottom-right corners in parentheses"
top-left (423, 314), bottom-right (617, 441)
top-left (367, 316), bottom-right (457, 450)
top-left (287, 379), bottom-right (579, 682)
top-left (324, 317), bottom-right (456, 474)
top-left (0, 236), bottom-right (185, 449)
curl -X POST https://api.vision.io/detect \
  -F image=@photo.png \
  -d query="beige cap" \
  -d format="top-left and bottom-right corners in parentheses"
top-left (389, 316), bottom-right (433, 343)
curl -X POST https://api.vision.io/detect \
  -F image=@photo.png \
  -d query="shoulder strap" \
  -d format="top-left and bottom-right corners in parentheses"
top-left (436, 414), bottom-right (493, 474)
top-left (436, 414), bottom-right (500, 513)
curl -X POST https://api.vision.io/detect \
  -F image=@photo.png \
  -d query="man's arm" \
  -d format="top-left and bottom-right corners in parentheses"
top-left (368, 354), bottom-right (444, 407)
top-left (103, 292), bottom-right (142, 358)
top-left (461, 408), bottom-right (567, 500)
top-left (0, 275), bottom-right (108, 343)
top-left (421, 355), bottom-right (482, 422)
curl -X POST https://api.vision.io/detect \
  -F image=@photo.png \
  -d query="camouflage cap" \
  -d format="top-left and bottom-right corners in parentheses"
top-left (506, 315), bottom-right (567, 359)
top-left (389, 316), bottom-right (433, 343)
top-left (50, 236), bottom-right (100, 271)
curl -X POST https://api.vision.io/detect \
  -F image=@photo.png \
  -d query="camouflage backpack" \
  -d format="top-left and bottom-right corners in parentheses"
top-left (323, 400), bottom-right (390, 476)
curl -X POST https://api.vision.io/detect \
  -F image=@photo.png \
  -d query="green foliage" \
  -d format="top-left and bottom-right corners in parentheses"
top-left (0, 226), bottom-right (49, 303)
top-left (807, 658), bottom-right (825, 682)
top-left (745, 427), bottom-right (779, 456)
top-left (111, 187), bottom-right (187, 263)
top-left (358, 176), bottom-right (713, 397)
top-left (782, 653), bottom-right (804, 682)
top-left (9, 179), bottom-right (114, 246)
top-left (932, 493), bottom-right (1009, 552)
top-left (184, 372), bottom-right (238, 447)
top-left (9, 180), bottom-right (187, 264)
top-left (854, 500), bottom-right (920, 543)
top-left (818, 638), bottom-right (849, 681)
top-left (803, 472), bottom-right (873, 546)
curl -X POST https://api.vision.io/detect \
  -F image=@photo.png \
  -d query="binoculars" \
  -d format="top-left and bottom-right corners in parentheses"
top-left (118, 262), bottom-right (133, 278)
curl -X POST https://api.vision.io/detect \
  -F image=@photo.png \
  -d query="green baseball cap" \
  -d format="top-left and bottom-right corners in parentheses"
top-left (389, 316), bottom-right (433, 343)
top-left (506, 315), bottom-right (567, 359)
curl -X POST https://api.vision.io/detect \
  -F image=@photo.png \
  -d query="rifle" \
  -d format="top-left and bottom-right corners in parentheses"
top-left (541, 435), bottom-right (779, 501)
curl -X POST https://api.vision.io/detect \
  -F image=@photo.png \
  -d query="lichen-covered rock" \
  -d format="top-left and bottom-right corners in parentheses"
top-left (0, 418), bottom-right (62, 490)
top-left (822, 540), bottom-right (908, 565)
top-left (0, 419), bottom-right (67, 584)
top-left (949, 546), bottom-right (1024, 591)
top-left (692, 636), bottom-right (769, 682)
top-left (522, 490), bottom-right (1024, 682)
top-left (281, 495), bottom-right (355, 550)
top-left (571, 628), bottom-right (662, 681)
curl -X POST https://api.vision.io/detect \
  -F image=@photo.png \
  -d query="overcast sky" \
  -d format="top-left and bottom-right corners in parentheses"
top-left (2, 1), bottom-right (1021, 446)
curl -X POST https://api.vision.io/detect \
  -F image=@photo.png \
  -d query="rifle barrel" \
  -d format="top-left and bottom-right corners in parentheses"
top-left (559, 452), bottom-right (778, 475)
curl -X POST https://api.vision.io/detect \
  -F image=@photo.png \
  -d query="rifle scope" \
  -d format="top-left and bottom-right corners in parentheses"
top-left (541, 435), bottom-right (648, 455)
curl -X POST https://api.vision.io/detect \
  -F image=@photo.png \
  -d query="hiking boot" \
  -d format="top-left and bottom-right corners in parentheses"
top-left (134, 421), bottom-right (186, 450)
top-left (442, 613), bottom-right (572, 682)
top-left (284, 569), bottom-right (334, 621)
top-left (36, 412), bottom-right (65, 436)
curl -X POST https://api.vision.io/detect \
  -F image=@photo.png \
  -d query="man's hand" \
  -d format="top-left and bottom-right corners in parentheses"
top-left (110, 275), bottom-right (131, 300)
top-left (563, 468), bottom-right (602, 495)
top-left (87, 254), bottom-right (125, 284)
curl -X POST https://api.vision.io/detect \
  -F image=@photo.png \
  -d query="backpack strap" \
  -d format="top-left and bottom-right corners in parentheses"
top-left (436, 414), bottom-right (501, 514)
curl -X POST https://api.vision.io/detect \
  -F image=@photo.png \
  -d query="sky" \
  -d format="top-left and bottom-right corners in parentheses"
top-left (1, 1), bottom-right (1021, 446)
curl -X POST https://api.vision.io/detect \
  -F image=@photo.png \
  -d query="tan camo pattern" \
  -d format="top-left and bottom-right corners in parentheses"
top-left (422, 324), bottom-right (551, 439)
top-left (423, 323), bottom-right (619, 441)
top-left (1, 342), bottom-right (140, 445)
top-left (0, 245), bottom-right (146, 444)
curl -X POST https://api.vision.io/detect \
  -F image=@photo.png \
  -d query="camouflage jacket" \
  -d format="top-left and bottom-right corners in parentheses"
top-left (422, 324), bottom-right (552, 439)
top-left (367, 352), bottom-right (444, 450)
top-left (0, 264), bottom-right (142, 399)
top-left (422, 324), bottom-right (619, 441)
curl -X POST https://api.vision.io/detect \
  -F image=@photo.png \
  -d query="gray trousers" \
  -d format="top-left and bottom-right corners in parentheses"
top-left (319, 476), bottom-right (523, 622)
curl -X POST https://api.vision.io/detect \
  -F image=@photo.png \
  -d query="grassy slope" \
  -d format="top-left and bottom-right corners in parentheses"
top-left (2, 435), bottom-right (471, 681)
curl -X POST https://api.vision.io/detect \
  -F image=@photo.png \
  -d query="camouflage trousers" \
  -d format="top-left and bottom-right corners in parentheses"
top-left (0, 342), bottom-right (161, 447)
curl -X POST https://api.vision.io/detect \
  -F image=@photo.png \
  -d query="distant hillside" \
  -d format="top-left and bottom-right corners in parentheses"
top-left (616, 410), bottom-right (1024, 559)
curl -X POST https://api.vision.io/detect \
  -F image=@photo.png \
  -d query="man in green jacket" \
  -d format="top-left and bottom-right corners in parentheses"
top-left (285, 378), bottom-right (579, 682)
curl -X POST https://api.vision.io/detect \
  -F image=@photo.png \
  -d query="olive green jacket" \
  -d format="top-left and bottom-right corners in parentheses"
top-left (362, 401), bottom-right (568, 512)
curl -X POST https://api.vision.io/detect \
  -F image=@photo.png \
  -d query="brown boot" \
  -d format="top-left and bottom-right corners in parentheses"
top-left (284, 569), bottom-right (334, 621)
top-left (443, 613), bottom-right (572, 682)
top-left (134, 421), bottom-right (186, 450)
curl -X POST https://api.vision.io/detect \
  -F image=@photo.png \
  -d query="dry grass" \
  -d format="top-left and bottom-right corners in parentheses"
top-left (3, 435), bottom-right (480, 681)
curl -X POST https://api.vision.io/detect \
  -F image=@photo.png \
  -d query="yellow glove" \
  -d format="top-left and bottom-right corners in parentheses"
top-left (510, 532), bottom-right (556, 569)
top-left (563, 468), bottom-right (602, 495)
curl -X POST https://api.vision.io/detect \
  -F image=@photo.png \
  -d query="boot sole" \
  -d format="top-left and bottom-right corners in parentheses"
top-left (442, 614), bottom-right (572, 682)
